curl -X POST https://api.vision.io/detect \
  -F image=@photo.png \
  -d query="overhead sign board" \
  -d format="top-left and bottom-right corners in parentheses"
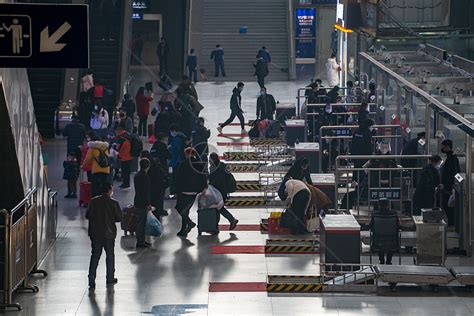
top-left (0, 3), bottom-right (89, 68)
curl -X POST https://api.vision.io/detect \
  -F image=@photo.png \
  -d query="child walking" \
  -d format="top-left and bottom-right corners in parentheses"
top-left (63, 152), bottom-right (80, 198)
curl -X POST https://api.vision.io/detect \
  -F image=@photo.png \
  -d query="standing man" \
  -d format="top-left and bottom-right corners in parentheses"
top-left (256, 87), bottom-right (276, 120)
top-left (413, 155), bottom-right (442, 215)
top-left (134, 158), bottom-right (152, 248)
top-left (121, 93), bottom-right (135, 121)
top-left (211, 44), bottom-right (226, 77)
top-left (157, 37), bottom-right (170, 75)
top-left (62, 115), bottom-right (87, 162)
top-left (440, 139), bottom-right (460, 226)
top-left (186, 48), bottom-right (198, 83)
top-left (258, 46), bottom-right (272, 63)
top-left (254, 55), bottom-right (269, 89)
top-left (217, 82), bottom-right (246, 134)
top-left (86, 182), bottom-right (122, 289)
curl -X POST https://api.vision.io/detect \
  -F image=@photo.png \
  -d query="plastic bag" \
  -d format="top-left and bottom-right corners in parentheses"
top-left (448, 190), bottom-right (455, 208)
top-left (145, 211), bottom-right (163, 237)
top-left (306, 207), bottom-right (319, 232)
top-left (197, 185), bottom-right (223, 210)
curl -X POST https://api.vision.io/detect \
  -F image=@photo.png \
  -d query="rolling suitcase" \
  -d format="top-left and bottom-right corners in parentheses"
top-left (121, 205), bottom-right (137, 236)
top-left (79, 181), bottom-right (92, 207)
top-left (197, 208), bottom-right (219, 235)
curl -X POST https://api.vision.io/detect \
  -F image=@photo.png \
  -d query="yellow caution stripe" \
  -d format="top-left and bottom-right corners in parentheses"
top-left (224, 152), bottom-right (260, 161)
top-left (266, 283), bottom-right (322, 293)
top-left (250, 139), bottom-right (286, 146)
top-left (226, 199), bottom-right (266, 207)
top-left (264, 245), bottom-right (318, 254)
top-left (236, 182), bottom-right (262, 191)
top-left (226, 164), bottom-right (262, 173)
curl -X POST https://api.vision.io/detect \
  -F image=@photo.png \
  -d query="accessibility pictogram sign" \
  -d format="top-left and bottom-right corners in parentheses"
top-left (0, 3), bottom-right (88, 68)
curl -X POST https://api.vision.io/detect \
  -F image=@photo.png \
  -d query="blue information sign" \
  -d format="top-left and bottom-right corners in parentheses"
top-left (295, 8), bottom-right (316, 58)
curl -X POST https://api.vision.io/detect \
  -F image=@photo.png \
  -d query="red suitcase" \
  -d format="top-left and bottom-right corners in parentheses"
top-left (79, 181), bottom-right (92, 207)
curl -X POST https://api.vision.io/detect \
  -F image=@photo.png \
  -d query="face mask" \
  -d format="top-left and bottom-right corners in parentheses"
top-left (170, 131), bottom-right (177, 137)
top-left (380, 149), bottom-right (389, 155)
top-left (325, 107), bottom-right (332, 113)
top-left (110, 190), bottom-right (114, 197)
top-left (94, 105), bottom-right (98, 111)
top-left (261, 92), bottom-right (266, 96)
top-left (435, 164), bottom-right (441, 170)
top-left (369, 127), bottom-right (375, 132)
top-left (441, 148), bottom-right (449, 154)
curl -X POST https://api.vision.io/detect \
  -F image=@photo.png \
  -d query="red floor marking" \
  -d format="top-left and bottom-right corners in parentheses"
top-left (217, 142), bottom-right (250, 146)
top-left (209, 282), bottom-right (267, 292)
top-left (219, 224), bottom-right (261, 231)
top-left (211, 245), bottom-right (265, 254)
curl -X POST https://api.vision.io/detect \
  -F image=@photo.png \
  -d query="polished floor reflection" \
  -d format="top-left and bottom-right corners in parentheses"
top-left (10, 81), bottom-right (474, 315)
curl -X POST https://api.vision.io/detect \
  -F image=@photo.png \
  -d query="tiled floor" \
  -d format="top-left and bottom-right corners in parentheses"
top-left (10, 80), bottom-right (474, 315)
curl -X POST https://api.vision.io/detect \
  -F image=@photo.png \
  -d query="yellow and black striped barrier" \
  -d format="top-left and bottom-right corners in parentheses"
top-left (267, 276), bottom-right (323, 293)
top-left (265, 239), bottom-right (319, 254)
top-left (224, 152), bottom-right (260, 161)
top-left (260, 218), bottom-right (268, 233)
top-left (226, 164), bottom-right (262, 173)
top-left (236, 181), bottom-right (261, 192)
top-left (249, 139), bottom-right (286, 147)
top-left (226, 198), bottom-right (266, 207)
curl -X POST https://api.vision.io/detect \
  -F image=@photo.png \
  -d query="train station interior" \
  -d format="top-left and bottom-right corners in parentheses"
top-left (1, 0), bottom-right (474, 315)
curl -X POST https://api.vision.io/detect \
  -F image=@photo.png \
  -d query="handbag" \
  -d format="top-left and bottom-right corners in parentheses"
top-left (306, 207), bottom-right (319, 232)
top-left (448, 190), bottom-right (455, 208)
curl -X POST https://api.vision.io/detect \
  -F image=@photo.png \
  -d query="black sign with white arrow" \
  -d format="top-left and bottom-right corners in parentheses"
top-left (0, 3), bottom-right (88, 68)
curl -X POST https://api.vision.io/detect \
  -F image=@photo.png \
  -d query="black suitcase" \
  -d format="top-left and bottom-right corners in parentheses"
top-left (197, 208), bottom-right (219, 235)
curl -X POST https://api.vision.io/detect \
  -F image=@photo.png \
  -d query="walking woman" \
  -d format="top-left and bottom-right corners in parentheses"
top-left (208, 153), bottom-right (239, 230)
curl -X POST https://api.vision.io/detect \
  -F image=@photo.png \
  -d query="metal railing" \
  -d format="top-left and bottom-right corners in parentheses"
top-left (334, 155), bottom-right (432, 217)
top-left (0, 188), bottom-right (47, 311)
top-left (320, 263), bottom-right (378, 293)
top-left (319, 125), bottom-right (403, 172)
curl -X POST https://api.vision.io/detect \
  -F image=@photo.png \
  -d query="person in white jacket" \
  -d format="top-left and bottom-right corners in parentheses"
top-left (326, 53), bottom-right (341, 87)
top-left (90, 106), bottom-right (109, 138)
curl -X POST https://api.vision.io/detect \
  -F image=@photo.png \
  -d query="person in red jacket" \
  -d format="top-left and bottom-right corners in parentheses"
top-left (135, 86), bottom-right (153, 137)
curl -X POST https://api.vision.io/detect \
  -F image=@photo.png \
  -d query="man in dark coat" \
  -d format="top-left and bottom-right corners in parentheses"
top-left (121, 94), bottom-right (135, 120)
top-left (218, 82), bottom-right (246, 134)
top-left (174, 148), bottom-right (208, 237)
top-left (440, 139), bottom-right (460, 226)
top-left (401, 132), bottom-right (426, 168)
top-left (186, 48), bottom-right (198, 83)
top-left (62, 115), bottom-right (87, 161)
top-left (256, 87), bottom-right (277, 120)
top-left (351, 118), bottom-right (375, 182)
top-left (413, 155), bottom-right (442, 215)
top-left (257, 46), bottom-right (271, 63)
top-left (134, 158), bottom-right (152, 248)
top-left (150, 133), bottom-right (171, 168)
top-left (141, 151), bottom-right (169, 217)
top-left (157, 37), bottom-right (170, 75)
top-left (210, 44), bottom-right (226, 77)
top-left (86, 182), bottom-right (122, 289)
top-left (254, 56), bottom-right (269, 89)
top-left (192, 117), bottom-right (211, 160)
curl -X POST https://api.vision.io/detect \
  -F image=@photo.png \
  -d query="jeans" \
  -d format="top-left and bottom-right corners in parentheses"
top-left (218, 206), bottom-right (235, 223)
top-left (138, 115), bottom-right (148, 137)
top-left (67, 179), bottom-right (77, 195)
top-left (221, 110), bottom-right (245, 130)
top-left (91, 172), bottom-right (108, 197)
top-left (175, 194), bottom-right (196, 232)
top-left (257, 75), bottom-right (265, 88)
top-left (88, 238), bottom-right (115, 286)
top-left (188, 68), bottom-right (198, 82)
top-left (214, 60), bottom-right (226, 77)
top-left (135, 208), bottom-right (147, 245)
top-left (121, 160), bottom-right (131, 187)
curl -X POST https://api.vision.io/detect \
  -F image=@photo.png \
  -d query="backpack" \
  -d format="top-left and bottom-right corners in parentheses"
top-left (225, 172), bottom-right (237, 193)
top-left (95, 149), bottom-right (110, 168)
top-left (129, 134), bottom-right (143, 157)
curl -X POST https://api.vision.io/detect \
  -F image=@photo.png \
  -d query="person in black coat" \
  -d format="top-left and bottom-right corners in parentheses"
top-left (218, 82), bottom-right (246, 134)
top-left (141, 151), bottom-right (169, 217)
top-left (351, 118), bottom-right (375, 182)
top-left (62, 116), bottom-right (87, 161)
top-left (284, 158), bottom-right (313, 184)
top-left (186, 49), bottom-right (199, 83)
top-left (401, 132), bottom-right (425, 167)
top-left (413, 155), bottom-right (442, 215)
top-left (208, 153), bottom-right (239, 230)
top-left (154, 101), bottom-right (179, 137)
top-left (134, 158), bottom-right (152, 248)
top-left (357, 102), bottom-right (369, 125)
top-left (326, 86), bottom-right (340, 103)
top-left (150, 133), bottom-right (171, 168)
top-left (440, 139), bottom-right (460, 226)
top-left (254, 56), bottom-right (269, 88)
top-left (174, 148), bottom-right (208, 237)
top-left (256, 87), bottom-right (277, 120)
top-left (193, 117), bottom-right (211, 160)
top-left (121, 94), bottom-right (135, 120)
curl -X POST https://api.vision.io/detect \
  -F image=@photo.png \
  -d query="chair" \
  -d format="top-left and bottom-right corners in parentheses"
top-left (370, 213), bottom-right (401, 265)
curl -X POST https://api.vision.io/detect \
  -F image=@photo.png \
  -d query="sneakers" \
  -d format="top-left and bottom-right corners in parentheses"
top-left (106, 278), bottom-right (118, 285)
top-left (229, 219), bottom-right (239, 231)
top-left (217, 126), bottom-right (223, 134)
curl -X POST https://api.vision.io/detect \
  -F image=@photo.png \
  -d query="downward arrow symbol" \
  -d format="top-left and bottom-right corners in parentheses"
top-left (40, 22), bottom-right (72, 52)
